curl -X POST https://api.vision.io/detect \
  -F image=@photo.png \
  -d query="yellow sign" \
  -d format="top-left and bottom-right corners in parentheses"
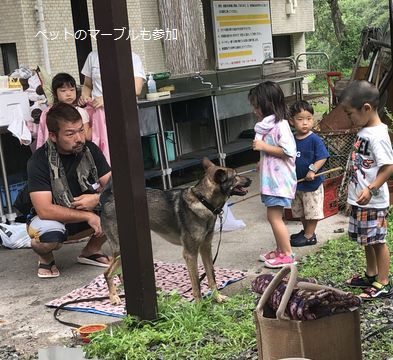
top-left (212, 1), bottom-right (273, 70)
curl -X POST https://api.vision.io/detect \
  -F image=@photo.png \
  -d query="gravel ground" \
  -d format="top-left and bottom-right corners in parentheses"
top-left (230, 347), bottom-right (259, 360)
top-left (0, 345), bottom-right (37, 360)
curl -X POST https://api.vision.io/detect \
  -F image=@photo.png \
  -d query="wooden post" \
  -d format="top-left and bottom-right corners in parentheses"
top-left (92, 0), bottom-right (157, 320)
top-left (70, 0), bottom-right (92, 83)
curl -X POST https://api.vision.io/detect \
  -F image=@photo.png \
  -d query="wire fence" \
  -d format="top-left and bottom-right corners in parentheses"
top-left (317, 130), bottom-right (357, 209)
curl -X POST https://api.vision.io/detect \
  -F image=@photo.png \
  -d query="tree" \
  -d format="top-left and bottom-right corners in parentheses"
top-left (158, 0), bottom-right (206, 75)
top-left (307, 0), bottom-right (389, 71)
top-left (327, 0), bottom-right (346, 43)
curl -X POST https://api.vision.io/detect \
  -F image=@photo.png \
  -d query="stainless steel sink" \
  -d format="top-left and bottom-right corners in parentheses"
top-left (219, 81), bottom-right (259, 89)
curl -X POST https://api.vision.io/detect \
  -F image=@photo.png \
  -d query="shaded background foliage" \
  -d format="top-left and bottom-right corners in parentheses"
top-left (307, 0), bottom-right (389, 71)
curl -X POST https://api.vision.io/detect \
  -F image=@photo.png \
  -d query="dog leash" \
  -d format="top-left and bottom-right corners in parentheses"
top-left (181, 211), bottom-right (224, 296)
top-left (54, 222), bottom-right (227, 327)
top-left (55, 198), bottom-right (225, 324)
top-left (228, 167), bottom-right (343, 206)
top-left (53, 294), bottom-right (126, 328)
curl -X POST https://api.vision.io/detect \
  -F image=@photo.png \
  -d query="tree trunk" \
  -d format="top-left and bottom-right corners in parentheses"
top-left (327, 0), bottom-right (346, 43)
top-left (158, 0), bottom-right (207, 75)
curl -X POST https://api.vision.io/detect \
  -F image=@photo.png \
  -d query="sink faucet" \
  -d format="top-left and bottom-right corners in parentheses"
top-left (193, 71), bottom-right (213, 88)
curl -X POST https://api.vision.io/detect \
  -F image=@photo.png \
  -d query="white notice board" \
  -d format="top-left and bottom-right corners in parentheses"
top-left (212, 1), bottom-right (273, 70)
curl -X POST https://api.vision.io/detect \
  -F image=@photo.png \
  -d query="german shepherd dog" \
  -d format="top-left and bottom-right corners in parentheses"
top-left (101, 158), bottom-right (251, 304)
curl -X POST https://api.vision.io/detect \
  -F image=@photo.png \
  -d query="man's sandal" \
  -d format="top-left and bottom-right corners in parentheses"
top-left (37, 260), bottom-right (60, 278)
top-left (77, 253), bottom-right (110, 268)
top-left (360, 281), bottom-right (393, 300)
top-left (346, 272), bottom-right (377, 288)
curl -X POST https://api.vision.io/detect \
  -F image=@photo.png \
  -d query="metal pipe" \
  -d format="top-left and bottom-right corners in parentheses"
top-left (157, 105), bottom-right (172, 188)
top-left (261, 57), bottom-right (297, 78)
top-left (211, 96), bottom-right (226, 166)
top-left (36, 0), bottom-right (51, 75)
top-left (169, 104), bottom-right (181, 156)
top-left (295, 52), bottom-right (331, 71)
top-left (0, 136), bottom-right (16, 223)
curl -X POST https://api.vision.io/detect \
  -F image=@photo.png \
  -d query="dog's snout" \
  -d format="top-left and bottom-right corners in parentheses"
top-left (245, 176), bottom-right (252, 185)
top-left (239, 176), bottom-right (252, 187)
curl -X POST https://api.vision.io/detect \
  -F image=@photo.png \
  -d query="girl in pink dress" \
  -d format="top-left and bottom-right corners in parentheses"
top-left (36, 73), bottom-right (92, 149)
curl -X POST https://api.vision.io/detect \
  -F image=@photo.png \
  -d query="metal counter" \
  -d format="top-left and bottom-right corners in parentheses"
top-left (138, 75), bottom-right (303, 187)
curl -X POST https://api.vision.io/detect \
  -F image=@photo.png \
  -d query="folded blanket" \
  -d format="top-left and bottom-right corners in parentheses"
top-left (251, 274), bottom-right (360, 321)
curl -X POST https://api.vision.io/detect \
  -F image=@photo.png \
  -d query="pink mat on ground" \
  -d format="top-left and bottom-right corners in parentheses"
top-left (46, 261), bottom-right (246, 317)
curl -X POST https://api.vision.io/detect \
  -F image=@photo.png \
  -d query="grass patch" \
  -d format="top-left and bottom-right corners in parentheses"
top-left (84, 291), bottom-right (258, 360)
top-left (85, 215), bottom-right (393, 360)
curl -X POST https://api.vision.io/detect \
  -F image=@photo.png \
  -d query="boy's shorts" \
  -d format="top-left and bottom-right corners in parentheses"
top-left (27, 216), bottom-right (91, 243)
top-left (291, 184), bottom-right (324, 220)
top-left (348, 206), bottom-right (388, 246)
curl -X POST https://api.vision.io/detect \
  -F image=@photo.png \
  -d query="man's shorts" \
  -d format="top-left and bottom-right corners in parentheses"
top-left (291, 184), bottom-right (324, 220)
top-left (27, 216), bottom-right (90, 243)
top-left (348, 206), bottom-right (388, 246)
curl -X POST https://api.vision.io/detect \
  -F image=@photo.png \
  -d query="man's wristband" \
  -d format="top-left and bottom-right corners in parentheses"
top-left (308, 164), bottom-right (317, 173)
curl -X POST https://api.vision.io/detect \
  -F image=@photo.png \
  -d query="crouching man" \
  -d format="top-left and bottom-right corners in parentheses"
top-left (27, 102), bottom-right (111, 278)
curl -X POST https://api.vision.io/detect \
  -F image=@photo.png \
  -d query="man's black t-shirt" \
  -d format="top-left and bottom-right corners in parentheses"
top-left (27, 141), bottom-right (111, 197)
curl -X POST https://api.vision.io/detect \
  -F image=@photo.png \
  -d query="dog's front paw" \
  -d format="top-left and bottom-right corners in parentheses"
top-left (214, 293), bottom-right (228, 303)
top-left (110, 294), bottom-right (122, 305)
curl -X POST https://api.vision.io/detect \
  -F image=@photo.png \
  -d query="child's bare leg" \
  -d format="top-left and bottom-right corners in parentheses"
top-left (267, 206), bottom-right (292, 255)
top-left (365, 245), bottom-right (378, 277)
top-left (300, 217), bottom-right (306, 230)
top-left (372, 243), bottom-right (390, 284)
top-left (304, 219), bottom-right (318, 239)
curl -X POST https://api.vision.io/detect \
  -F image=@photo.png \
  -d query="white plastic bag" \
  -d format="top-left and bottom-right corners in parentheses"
top-left (0, 222), bottom-right (31, 249)
top-left (214, 202), bottom-right (246, 232)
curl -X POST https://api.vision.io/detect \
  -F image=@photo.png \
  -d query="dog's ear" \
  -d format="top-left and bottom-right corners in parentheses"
top-left (214, 169), bottom-right (228, 184)
top-left (202, 157), bottom-right (214, 169)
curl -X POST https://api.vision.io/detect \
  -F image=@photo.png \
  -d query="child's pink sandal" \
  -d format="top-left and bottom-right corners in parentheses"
top-left (259, 249), bottom-right (281, 262)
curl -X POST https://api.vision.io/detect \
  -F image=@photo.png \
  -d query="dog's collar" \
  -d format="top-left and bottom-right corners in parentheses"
top-left (191, 188), bottom-right (224, 215)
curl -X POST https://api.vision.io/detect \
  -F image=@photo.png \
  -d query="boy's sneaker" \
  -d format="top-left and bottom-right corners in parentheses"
top-left (290, 230), bottom-right (304, 240)
top-left (259, 249), bottom-right (281, 262)
top-left (360, 281), bottom-right (393, 300)
top-left (264, 253), bottom-right (297, 269)
top-left (291, 233), bottom-right (317, 247)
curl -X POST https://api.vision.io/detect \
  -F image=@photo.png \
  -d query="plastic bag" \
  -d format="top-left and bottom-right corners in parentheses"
top-left (214, 202), bottom-right (246, 232)
top-left (0, 222), bottom-right (31, 249)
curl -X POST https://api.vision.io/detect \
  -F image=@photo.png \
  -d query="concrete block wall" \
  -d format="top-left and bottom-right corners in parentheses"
top-left (139, 0), bottom-right (166, 73)
top-left (22, 0), bottom-right (79, 79)
top-left (19, 0), bottom-right (41, 72)
top-left (271, 0), bottom-right (314, 35)
top-left (292, 32), bottom-right (307, 68)
top-left (0, 0), bottom-right (79, 78)
top-left (87, 0), bottom-right (166, 77)
top-left (0, 1), bottom-right (313, 79)
top-left (0, 0), bottom-right (28, 75)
